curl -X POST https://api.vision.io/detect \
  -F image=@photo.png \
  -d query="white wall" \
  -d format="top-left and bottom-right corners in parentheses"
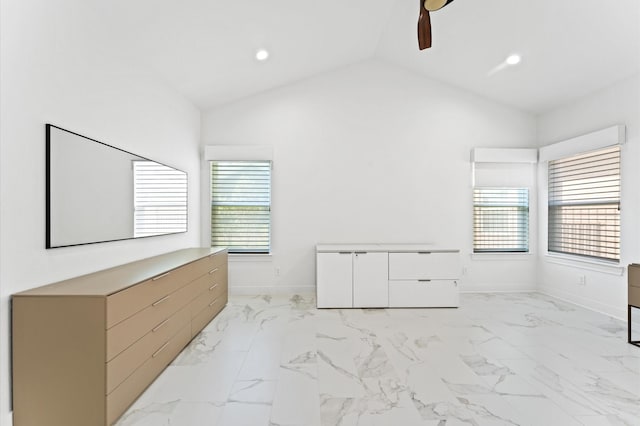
top-left (0, 1), bottom-right (201, 424)
top-left (201, 60), bottom-right (538, 295)
top-left (536, 74), bottom-right (640, 319)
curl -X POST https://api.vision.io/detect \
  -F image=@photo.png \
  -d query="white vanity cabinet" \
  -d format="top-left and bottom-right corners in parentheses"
top-left (316, 250), bottom-right (388, 308)
top-left (316, 245), bottom-right (460, 308)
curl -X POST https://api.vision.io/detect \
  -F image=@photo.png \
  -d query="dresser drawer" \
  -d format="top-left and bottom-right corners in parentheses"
top-left (106, 323), bottom-right (191, 425)
top-left (190, 280), bottom-right (226, 318)
top-left (389, 280), bottom-right (459, 307)
top-left (629, 264), bottom-right (640, 288)
top-left (106, 305), bottom-right (190, 395)
top-left (388, 252), bottom-right (459, 280)
top-left (192, 293), bottom-right (227, 337)
top-left (106, 278), bottom-right (199, 361)
top-left (106, 255), bottom-right (221, 328)
top-left (207, 251), bottom-right (228, 270)
top-left (628, 264), bottom-right (640, 307)
top-left (630, 285), bottom-right (640, 308)
top-left (191, 264), bottom-right (227, 297)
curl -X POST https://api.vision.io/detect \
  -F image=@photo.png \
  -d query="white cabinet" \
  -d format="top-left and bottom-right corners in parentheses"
top-left (316, 251), bottom-right (388, 308)
top-left (317, 245), bottom-right (460, 308)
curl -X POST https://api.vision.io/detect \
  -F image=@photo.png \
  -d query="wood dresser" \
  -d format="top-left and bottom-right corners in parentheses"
top-left (12, 247), bottom-right (228, 426)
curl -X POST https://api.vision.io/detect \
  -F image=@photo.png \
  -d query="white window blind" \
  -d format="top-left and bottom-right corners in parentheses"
top-left (133, 161), bottom-right (187, 237)
top-left (548, 145), bottom-right (620, 262)
top-left (210, 161), bottom-right (271, 253)
top-left (473, 188), bottom-right (529, 253)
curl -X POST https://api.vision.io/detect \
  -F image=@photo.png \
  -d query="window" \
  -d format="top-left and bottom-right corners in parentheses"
top-left (210, 160), bottom-right (271, 253)
top-left (133, 160), bottom-right (187, 237)
top-left (548, 145), bottom-right (620, 262)
top-left (473, 188), bottom-right (529, 253)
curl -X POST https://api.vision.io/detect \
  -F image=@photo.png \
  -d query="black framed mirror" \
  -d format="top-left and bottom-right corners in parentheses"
top-left (46, 124), bottom-right (188, 248)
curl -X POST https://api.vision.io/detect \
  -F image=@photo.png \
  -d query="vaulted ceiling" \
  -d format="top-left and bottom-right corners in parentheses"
top-left (99, 0), bottom-right (639, 113)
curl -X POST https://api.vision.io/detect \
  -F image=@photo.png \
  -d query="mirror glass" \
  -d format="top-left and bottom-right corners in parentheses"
top-left (47, 124), bottom-right (187, 248)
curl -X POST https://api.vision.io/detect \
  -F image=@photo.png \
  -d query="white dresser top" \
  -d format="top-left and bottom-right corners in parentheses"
top-left (316, 244), bottom-right (459, 253)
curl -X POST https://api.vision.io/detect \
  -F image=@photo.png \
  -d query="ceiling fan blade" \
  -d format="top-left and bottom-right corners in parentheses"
top-left (424, 0), bottom-right (454, 11)
top-left (418, 0), bottom-right (432, 50)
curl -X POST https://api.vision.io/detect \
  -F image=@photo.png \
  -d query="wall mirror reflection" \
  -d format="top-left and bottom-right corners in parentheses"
top-left (46, 124), bottom-right (187, 248)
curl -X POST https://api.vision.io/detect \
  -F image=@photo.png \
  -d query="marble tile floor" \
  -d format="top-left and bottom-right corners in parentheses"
top-left (116, 293), bottom-right (640, 426)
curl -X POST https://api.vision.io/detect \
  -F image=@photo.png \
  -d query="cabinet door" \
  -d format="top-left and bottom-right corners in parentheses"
top-left (353, 252), bottom-right (389, 308)
top-left (317, 252), bottom-right (353, 308)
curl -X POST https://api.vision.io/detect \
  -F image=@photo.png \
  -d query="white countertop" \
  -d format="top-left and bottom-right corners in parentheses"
top-left (316, 244), bottom-right (459, 253)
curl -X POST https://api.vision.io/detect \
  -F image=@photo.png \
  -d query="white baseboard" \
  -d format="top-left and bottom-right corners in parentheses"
top-left (228, 286), bottom-right (315, 296)
top-left (229, 286), bottom-right (537, 295)
top-left (537, 286), bottom-right (626, 321)
top-left (460, 290), bottom-right (536, 294)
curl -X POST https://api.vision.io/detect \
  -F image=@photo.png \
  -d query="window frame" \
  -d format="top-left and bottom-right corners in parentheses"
top-left (546, 145), bottom-right (621, 263)
top-left (473, 187), bottom-right (530, 254)
top-left (209, 160), bottom-right (272, 255)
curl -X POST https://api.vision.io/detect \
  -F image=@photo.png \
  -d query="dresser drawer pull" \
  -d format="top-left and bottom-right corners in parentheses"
top-left (152, 341), bottom-right (170, 358)
top-left (152, 295), bottom-right (171, 307)
top-left (152, 272), bottom-right (171, 281)
top-left (208, 268), bottom-right (219, 275)
top-left (209, 284), bottom-right (219, 291)
top-left (152, 318), bottom-right (170, 333)
top-left (418, 252), bottom-right (432, 255)
top-left (418, 279), bottom-right (432, 283)
top-left (209, 298), bottom-right (220, 308)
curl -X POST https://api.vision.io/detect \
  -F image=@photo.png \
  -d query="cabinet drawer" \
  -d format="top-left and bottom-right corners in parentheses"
top-left (191, 264), bottom-right (227, 296)
top-left (629, 264), bottom-right (640, 289)
top-left (388, 280), bottom-right (459, 307)
top-left (207, 251), bottom-right (228, 269)
top-left (106, 255), bottom-right (218, 328)
top-left (388, 252), bottom-right (459, 280)
top-left (628, 264), bottom-right (640, 307)
top-left (106, 323), bottom-right (191, 425)
top-left (106, 278), bottom-right (199, 361)
top-left (106, 305), bottom-right (190, 395)
top-left (190, 280), bottom-right (226, 318)
top-left (630, 285), bottom-right (640, 308)
top-left (192, 292), bottom-right (227, 337)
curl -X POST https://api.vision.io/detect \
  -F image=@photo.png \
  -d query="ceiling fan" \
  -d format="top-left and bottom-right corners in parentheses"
top-left (418, 0), bottom-right (455, 50)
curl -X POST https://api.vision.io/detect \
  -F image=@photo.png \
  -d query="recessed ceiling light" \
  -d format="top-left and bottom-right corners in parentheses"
top-left (505, 54), bottom-right (522, 65)
top-left (255, 49), bottom-right (269, 61)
